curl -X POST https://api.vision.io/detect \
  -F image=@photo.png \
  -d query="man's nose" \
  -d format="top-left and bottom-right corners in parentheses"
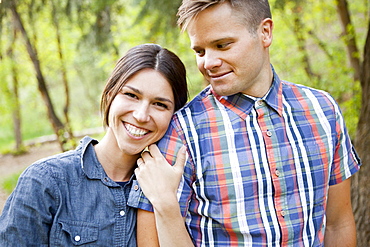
top-left (203, 51), bottom-right (222, 71)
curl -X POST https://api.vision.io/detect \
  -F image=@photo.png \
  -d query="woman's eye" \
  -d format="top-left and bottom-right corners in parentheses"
top-left (124, 92), bottom-right (137, 99)
top-left (154, 102), bottom-right (168, 109)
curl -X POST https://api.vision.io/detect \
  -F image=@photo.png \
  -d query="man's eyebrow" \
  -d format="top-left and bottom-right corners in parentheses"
top-left (211, 37), bottom-right (232, 44)
top-left (191, 37), bottom-right (233, 50)
top-left (191, 45), bottom-right (202, 51)
top-left (124, 85), bottom-right (174, 104)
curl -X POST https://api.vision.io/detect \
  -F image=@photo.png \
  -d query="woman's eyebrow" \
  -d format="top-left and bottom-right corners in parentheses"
top-left (124, 85), bottom-right (174, 104)
top-left (124, 85), bottom-right (141, 94)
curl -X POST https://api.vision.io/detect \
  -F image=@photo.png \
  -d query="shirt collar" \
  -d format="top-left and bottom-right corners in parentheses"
top-left (210, 67), bottom-right (283, 118)
top-left (265, 69), bottom-right (283, 117)
top-left (79, 136), bottom-right (136, 186)
top-left (79, 136), bottom-right (105, 180)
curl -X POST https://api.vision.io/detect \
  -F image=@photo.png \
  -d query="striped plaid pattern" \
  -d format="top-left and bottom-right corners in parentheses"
top-left (137, 70), bottom-right (361, 246)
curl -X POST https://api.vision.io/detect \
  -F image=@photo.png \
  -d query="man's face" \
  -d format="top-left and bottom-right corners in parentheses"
top-left (187, 2), bottom-right (273, 97)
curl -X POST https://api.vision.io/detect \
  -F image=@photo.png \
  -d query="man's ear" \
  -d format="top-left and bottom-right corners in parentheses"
top-left (260, 18), bottom-right (273, 48)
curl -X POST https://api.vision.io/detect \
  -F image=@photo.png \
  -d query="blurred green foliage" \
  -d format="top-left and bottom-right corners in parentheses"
top-left (1, 172), bottom-right (22, 194)
top-left (0, 0), bottom-right (367, 153)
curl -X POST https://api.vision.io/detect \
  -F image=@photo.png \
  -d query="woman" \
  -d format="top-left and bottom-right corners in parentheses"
top-left (0, 44), bottom-right (188, 246)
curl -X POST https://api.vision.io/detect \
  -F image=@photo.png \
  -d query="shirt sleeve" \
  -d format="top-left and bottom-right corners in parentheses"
top-left (128, 117), bottom-right (194, 217)
top-left (329, 100), bottom-right (361, 185)
top-left (0, 163), bottom-right (58, 246)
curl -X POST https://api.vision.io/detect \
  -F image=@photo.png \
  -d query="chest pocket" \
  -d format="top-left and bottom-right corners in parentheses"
top-left (58, 220), bottom-right (99, 246)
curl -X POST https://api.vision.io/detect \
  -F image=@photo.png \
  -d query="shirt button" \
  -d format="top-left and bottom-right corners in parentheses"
top-left (257, 100), bottom-right (264, 106)
top-left (266, 130), bottom-right (272, 137)
top-left (281, 210), bottom-right (286, 217)
top-left (120, 210), bottom-right (125, 216)
top-left (275, 170), bottom-right (280, 177)
top-left (74, 235), bottom-right (81, 242)
top-left (104, 177), bottom-right (109, 182)
top-left (134, 185), bottom-right (139, 191)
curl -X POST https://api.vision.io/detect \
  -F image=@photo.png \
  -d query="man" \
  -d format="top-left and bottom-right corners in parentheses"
top-left (131, 0), bottom-right (361, 246)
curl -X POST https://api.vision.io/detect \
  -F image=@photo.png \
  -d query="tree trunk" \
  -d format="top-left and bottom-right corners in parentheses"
top-left (51, 0), bottom-right (75, 145)
top-left (335, 0), bottom-right (362, 81)
top-left (352, 20), bottom-right (370, 247)
top-left (9, 2), bottom-right (68, 151)
top-left (335, 1), bottom-right (369, 245)
top-left (8, 29), bottom-right (23, 152)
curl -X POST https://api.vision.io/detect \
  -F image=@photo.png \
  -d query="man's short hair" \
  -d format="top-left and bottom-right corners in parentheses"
top-left (177, 0), bottom-right (272, 33)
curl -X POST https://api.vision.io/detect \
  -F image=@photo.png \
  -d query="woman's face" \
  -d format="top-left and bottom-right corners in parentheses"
top-left (108, 68), bottom-right (175, 155)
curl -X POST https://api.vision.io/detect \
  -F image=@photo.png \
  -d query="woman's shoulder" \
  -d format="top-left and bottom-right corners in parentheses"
top-left (21, 149), bottom-right (81, 181)
top-left (26, 136), bottom-right (96, 175)
top-left (21, 137), bottom-right (98, 185)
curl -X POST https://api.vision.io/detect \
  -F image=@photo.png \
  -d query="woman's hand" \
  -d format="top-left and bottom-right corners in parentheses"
top-left (135, 145), bottom-right (194, 247)
top-left (135, 144), bottom-right (187, 206)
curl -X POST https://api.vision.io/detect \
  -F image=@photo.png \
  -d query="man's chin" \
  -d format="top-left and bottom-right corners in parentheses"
top-left (211, 86), bottom-right (237, 97)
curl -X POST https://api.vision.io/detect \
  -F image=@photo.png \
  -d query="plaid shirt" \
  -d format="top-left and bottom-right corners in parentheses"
top-left (131, 69), bottom-right (360, 246)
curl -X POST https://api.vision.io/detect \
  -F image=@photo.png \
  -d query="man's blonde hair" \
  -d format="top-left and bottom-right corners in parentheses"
top-left (177, 0), bottom-right (272, 33)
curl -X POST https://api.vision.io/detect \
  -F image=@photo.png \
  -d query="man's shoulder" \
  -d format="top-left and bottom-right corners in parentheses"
top-left (167, 86), bottom-right (215, 132)
top-left (175, 86), bottom-right (215, 113)
top-left (281, 80), bottom-right (335, 101)
top-left (279, 80), bottom-right (341, 116)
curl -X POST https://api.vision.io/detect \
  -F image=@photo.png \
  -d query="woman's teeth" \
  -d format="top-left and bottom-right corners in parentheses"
top-left (125, 123), bottom-right (148, 137)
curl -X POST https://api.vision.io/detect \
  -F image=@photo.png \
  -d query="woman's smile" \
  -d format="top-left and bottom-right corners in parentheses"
top-left (124, 122), bottom-right (150, 138)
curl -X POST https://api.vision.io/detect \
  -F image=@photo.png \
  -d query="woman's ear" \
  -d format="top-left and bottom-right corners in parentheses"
top-left (260, 18), bottom-right (273, 48)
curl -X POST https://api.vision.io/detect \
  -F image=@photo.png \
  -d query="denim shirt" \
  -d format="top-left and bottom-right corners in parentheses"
top-left (0, 136), bottom-right (137, 246)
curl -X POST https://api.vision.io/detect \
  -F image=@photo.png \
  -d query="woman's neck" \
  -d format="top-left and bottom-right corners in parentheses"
top-left (94, 134), bottom-right (139, 182)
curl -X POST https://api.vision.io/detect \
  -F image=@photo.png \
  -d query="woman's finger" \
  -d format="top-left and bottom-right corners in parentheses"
top-left (147, 144), bottom-right (162, 158)
top-left (173, 146), bottom-right (187, 170)
top-left (141, 150), bottom-right (152, 162)
top-left (137, 158), bottom-right (144, 167)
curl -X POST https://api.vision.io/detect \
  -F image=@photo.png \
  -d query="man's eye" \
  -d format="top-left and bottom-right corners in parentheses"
top-left (217, 43), bottom-right (229, 49)
top-left (195, 50), bottom-right (205, 56)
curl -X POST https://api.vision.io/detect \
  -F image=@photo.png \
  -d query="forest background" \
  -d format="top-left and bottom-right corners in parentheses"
top-left (0, 0), bottom-right (369, 245)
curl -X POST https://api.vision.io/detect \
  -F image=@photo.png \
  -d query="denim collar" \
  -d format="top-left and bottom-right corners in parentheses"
top-left (78, 136), bottom-right (135, 187)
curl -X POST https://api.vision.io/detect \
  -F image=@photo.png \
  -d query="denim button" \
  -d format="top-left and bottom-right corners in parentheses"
top-left (120, 210), bottom-right (125, 216)
top-left (74, 235), bottom-right (81, 242)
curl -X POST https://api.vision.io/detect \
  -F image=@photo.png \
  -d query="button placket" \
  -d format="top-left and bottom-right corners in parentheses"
top-left (266, 130), bottom-right (272, 137)
top-left (275, 169), bottom-right (280, 177)
top-left (281, 210), bottom-right (286, 217)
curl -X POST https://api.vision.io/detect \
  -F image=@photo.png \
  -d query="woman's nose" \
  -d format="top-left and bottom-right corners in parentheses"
top-left (133, 103), bottom-right (150, 123)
